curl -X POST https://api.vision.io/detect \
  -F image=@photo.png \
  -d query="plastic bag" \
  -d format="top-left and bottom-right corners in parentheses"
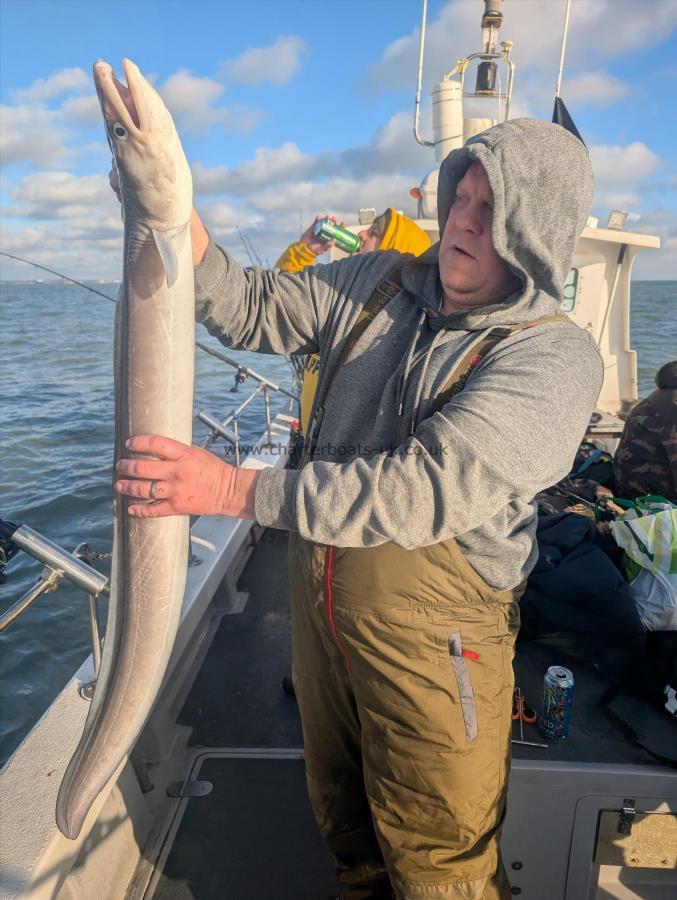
top-left (609, 495), bottom-right (677, 631)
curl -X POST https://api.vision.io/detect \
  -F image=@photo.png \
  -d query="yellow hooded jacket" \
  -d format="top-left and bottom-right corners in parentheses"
top-left (274, 209), bottom-right (431, 435)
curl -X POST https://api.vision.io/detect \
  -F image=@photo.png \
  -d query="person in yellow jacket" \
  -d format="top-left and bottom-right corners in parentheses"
top-left (275, 209), bottom-right (432, 435)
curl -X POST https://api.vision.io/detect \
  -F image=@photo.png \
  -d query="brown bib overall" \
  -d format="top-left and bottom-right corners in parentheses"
top-left (291, 268), bottom-right (568, 899)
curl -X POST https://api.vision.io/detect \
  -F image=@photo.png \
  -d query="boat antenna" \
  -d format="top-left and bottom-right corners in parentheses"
top-left (551, 0), bottom-right (585, 146)
top-left (0, 251), bottom-right (116, 303)
top-left (413, 0), bottom-right (434, 148)
top-left (554, 0), bottom-right (572, 101)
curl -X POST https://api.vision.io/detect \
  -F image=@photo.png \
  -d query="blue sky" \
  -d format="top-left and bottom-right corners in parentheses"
top-left (1, 0), bottom-right (676, 279)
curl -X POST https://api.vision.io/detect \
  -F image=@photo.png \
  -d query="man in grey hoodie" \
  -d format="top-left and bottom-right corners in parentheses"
top-left (116, 119), bottom-right (603, 898)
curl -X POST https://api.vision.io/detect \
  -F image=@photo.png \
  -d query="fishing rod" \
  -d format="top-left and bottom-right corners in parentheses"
top-left (0, 251), bottom-right (117, 303)
top-left (236, 227), bottom-right (263, 268)
top-left (0, 251), bottom-right (301, 410)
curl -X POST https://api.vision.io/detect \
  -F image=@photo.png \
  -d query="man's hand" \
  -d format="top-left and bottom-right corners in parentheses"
top-left (115, 435), bottom-right (260, 519)
top-left (108, 160), bottom-right (209, 265)
top-left (109, 164), bottom-right (123, 203)
top-left (299, 214), bottom-right (344, 256)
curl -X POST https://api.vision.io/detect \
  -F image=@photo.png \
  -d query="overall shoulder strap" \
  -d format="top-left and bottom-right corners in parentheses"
top-left (334, 263), bottom-right (408, 370)
top-left (428, 312), bottom-right (573, 417)
top-left (302, 256), bottom-right (411, 463)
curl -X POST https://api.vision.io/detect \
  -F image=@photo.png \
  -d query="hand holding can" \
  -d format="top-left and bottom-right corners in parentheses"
top-left (313, 217), bottom-right (361, 254)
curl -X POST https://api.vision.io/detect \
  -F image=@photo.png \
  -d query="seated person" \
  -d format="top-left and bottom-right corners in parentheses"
top-left (614, 360), bottom-right (677, 502)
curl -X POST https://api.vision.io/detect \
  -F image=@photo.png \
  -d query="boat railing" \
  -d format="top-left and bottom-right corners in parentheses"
top-left (195, 340), bottom-right (299, 467)
top-left (0, 525), bottom-right (109, 698)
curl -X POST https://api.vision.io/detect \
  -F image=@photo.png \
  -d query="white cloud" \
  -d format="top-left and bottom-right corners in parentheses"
top-left (221, 35), bottom-right (307, 87)
top-left (0, 105), bottom-right (71, 167)
top-left (158, 70), bottom-right (226, 134)
top-left (250, 173), bottom-right (417, 221)
top-left (563, 71), bottom-right (629, 107)
top-left (157, 69), bottom-right (263, 135)
top-left (7, 171), bottom-right (118, 220)
top-left (340, 111), bottom-right (433, 176)
top-left (192, 142), bottom-right (329, 196)
top-left (192, 110), bottom-right (432, 203)
top-left (200, 201), bottom-right (263, 233)
top-left (595, 190), bottom-right (642, 212)
top-left (571, 0), bottom-right (677, 61)
top-left (590, 141), bottom-right (661, 199)
top-left (13, 67), bottom-right (91, 103)
top-left (0, 219), bottom-right (124, 281)
top-left (60, 94), bottom-right (101, 126)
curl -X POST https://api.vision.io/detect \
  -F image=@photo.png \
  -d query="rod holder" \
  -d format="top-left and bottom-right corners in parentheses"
top-left (197, 410), bottom-right (240, 447)
top-left (0, 567), bottom-right (61, 632)
top-left (11, 525), bottom-right (109, 597)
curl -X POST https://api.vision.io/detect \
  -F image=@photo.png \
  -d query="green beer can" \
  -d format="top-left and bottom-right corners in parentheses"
top-left (313, 218), bottom-right (361, 254)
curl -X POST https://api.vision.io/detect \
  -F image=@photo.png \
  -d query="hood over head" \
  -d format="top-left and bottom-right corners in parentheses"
top-left (378, 208), bottom-right (432, 256)
top-left (402, 117), bottom-right (594, 331)
top-left (656, 360), bottom-right (677, 390)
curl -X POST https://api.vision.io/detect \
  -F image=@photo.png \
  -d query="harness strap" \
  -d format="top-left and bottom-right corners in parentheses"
top-left (302, 261), bottom-right (409, 463)
top-left (428, 313), bottom-right (572, 417)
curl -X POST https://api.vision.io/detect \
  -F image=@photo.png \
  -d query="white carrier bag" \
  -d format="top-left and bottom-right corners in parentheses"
top-left (610, 495), bottom-right (677, 631)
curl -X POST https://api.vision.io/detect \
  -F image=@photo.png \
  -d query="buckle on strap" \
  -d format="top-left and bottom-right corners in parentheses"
top-left (377, 278), bottom-right (402, 300)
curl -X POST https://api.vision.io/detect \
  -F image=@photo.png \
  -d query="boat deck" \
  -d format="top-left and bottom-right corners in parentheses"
top-left (152, 528), bottom-right (675, 899)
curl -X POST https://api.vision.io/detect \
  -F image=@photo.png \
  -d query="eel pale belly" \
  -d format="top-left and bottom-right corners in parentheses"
top-left (56, 58), bottom-right (194, 840)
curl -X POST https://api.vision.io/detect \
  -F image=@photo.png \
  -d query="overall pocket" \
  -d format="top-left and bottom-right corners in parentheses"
top-left (448, 632), bottom-right (479, 742)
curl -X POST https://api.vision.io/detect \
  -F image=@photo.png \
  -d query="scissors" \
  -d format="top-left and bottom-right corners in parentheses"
top-left (512, 687), bottom-right (537, 725)
top-left (511, 686), bottom-right (548, 749)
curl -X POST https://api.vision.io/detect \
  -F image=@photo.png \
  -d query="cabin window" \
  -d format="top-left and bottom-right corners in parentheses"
top-left (561, 268), bottom-right (579, 312)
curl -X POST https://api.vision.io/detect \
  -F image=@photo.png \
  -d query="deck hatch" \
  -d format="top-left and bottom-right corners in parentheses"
top-left (594, 808), bottom-right (677, 869)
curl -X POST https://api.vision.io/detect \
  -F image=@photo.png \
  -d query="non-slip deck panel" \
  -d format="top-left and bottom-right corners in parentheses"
top-left (176, 529), bottom-right (303, 749)
top-left (154, 756), bottom-right (338, 899)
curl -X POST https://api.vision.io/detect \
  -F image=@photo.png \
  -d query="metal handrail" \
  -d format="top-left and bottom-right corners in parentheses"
top-left (197, 339), bottom-right (300, 458)
top-left (8, 526), bottom-right (109, 597)
top-left (0, 527), bottom-right (109, 695)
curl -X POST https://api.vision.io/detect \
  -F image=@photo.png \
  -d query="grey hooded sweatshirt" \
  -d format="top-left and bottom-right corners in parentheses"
top-left (194, 118), bottom-right (603, 590)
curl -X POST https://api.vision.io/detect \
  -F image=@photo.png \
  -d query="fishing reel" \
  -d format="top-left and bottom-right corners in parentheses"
top-left (231, 367), bottom-right (248, 393)
top-left (0, 519), bottom-right (19, 584)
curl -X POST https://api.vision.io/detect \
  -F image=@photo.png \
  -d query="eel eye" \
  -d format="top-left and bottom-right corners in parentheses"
top-left (112, 122), bottom-right (128, 141)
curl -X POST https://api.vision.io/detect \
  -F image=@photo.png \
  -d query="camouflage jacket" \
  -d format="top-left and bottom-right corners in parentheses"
top-left (614, 387), bottom-right (677, 503)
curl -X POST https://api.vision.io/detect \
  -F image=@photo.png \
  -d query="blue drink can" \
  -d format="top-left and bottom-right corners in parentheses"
top-left (538, 666), bottom-right (574, 741)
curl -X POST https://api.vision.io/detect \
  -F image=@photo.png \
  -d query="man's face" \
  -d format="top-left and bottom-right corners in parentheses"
top-left (357, 223), bottom-right (381, 253)
top-left (439, 161), bottom-right (520, 311)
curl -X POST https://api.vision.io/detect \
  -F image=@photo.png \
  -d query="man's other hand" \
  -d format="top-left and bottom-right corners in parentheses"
top-left (108, 160), bottom-right (209, 265)
top-left (109, 162), bottom-right (122, 204)
top-left (300, 214), bottom-right (345, 256)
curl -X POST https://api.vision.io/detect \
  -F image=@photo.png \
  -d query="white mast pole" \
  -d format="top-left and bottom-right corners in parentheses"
top-left (413, 0), bottom-right (434, 146)
top-left (555, 0), bottom-right (572, 99)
